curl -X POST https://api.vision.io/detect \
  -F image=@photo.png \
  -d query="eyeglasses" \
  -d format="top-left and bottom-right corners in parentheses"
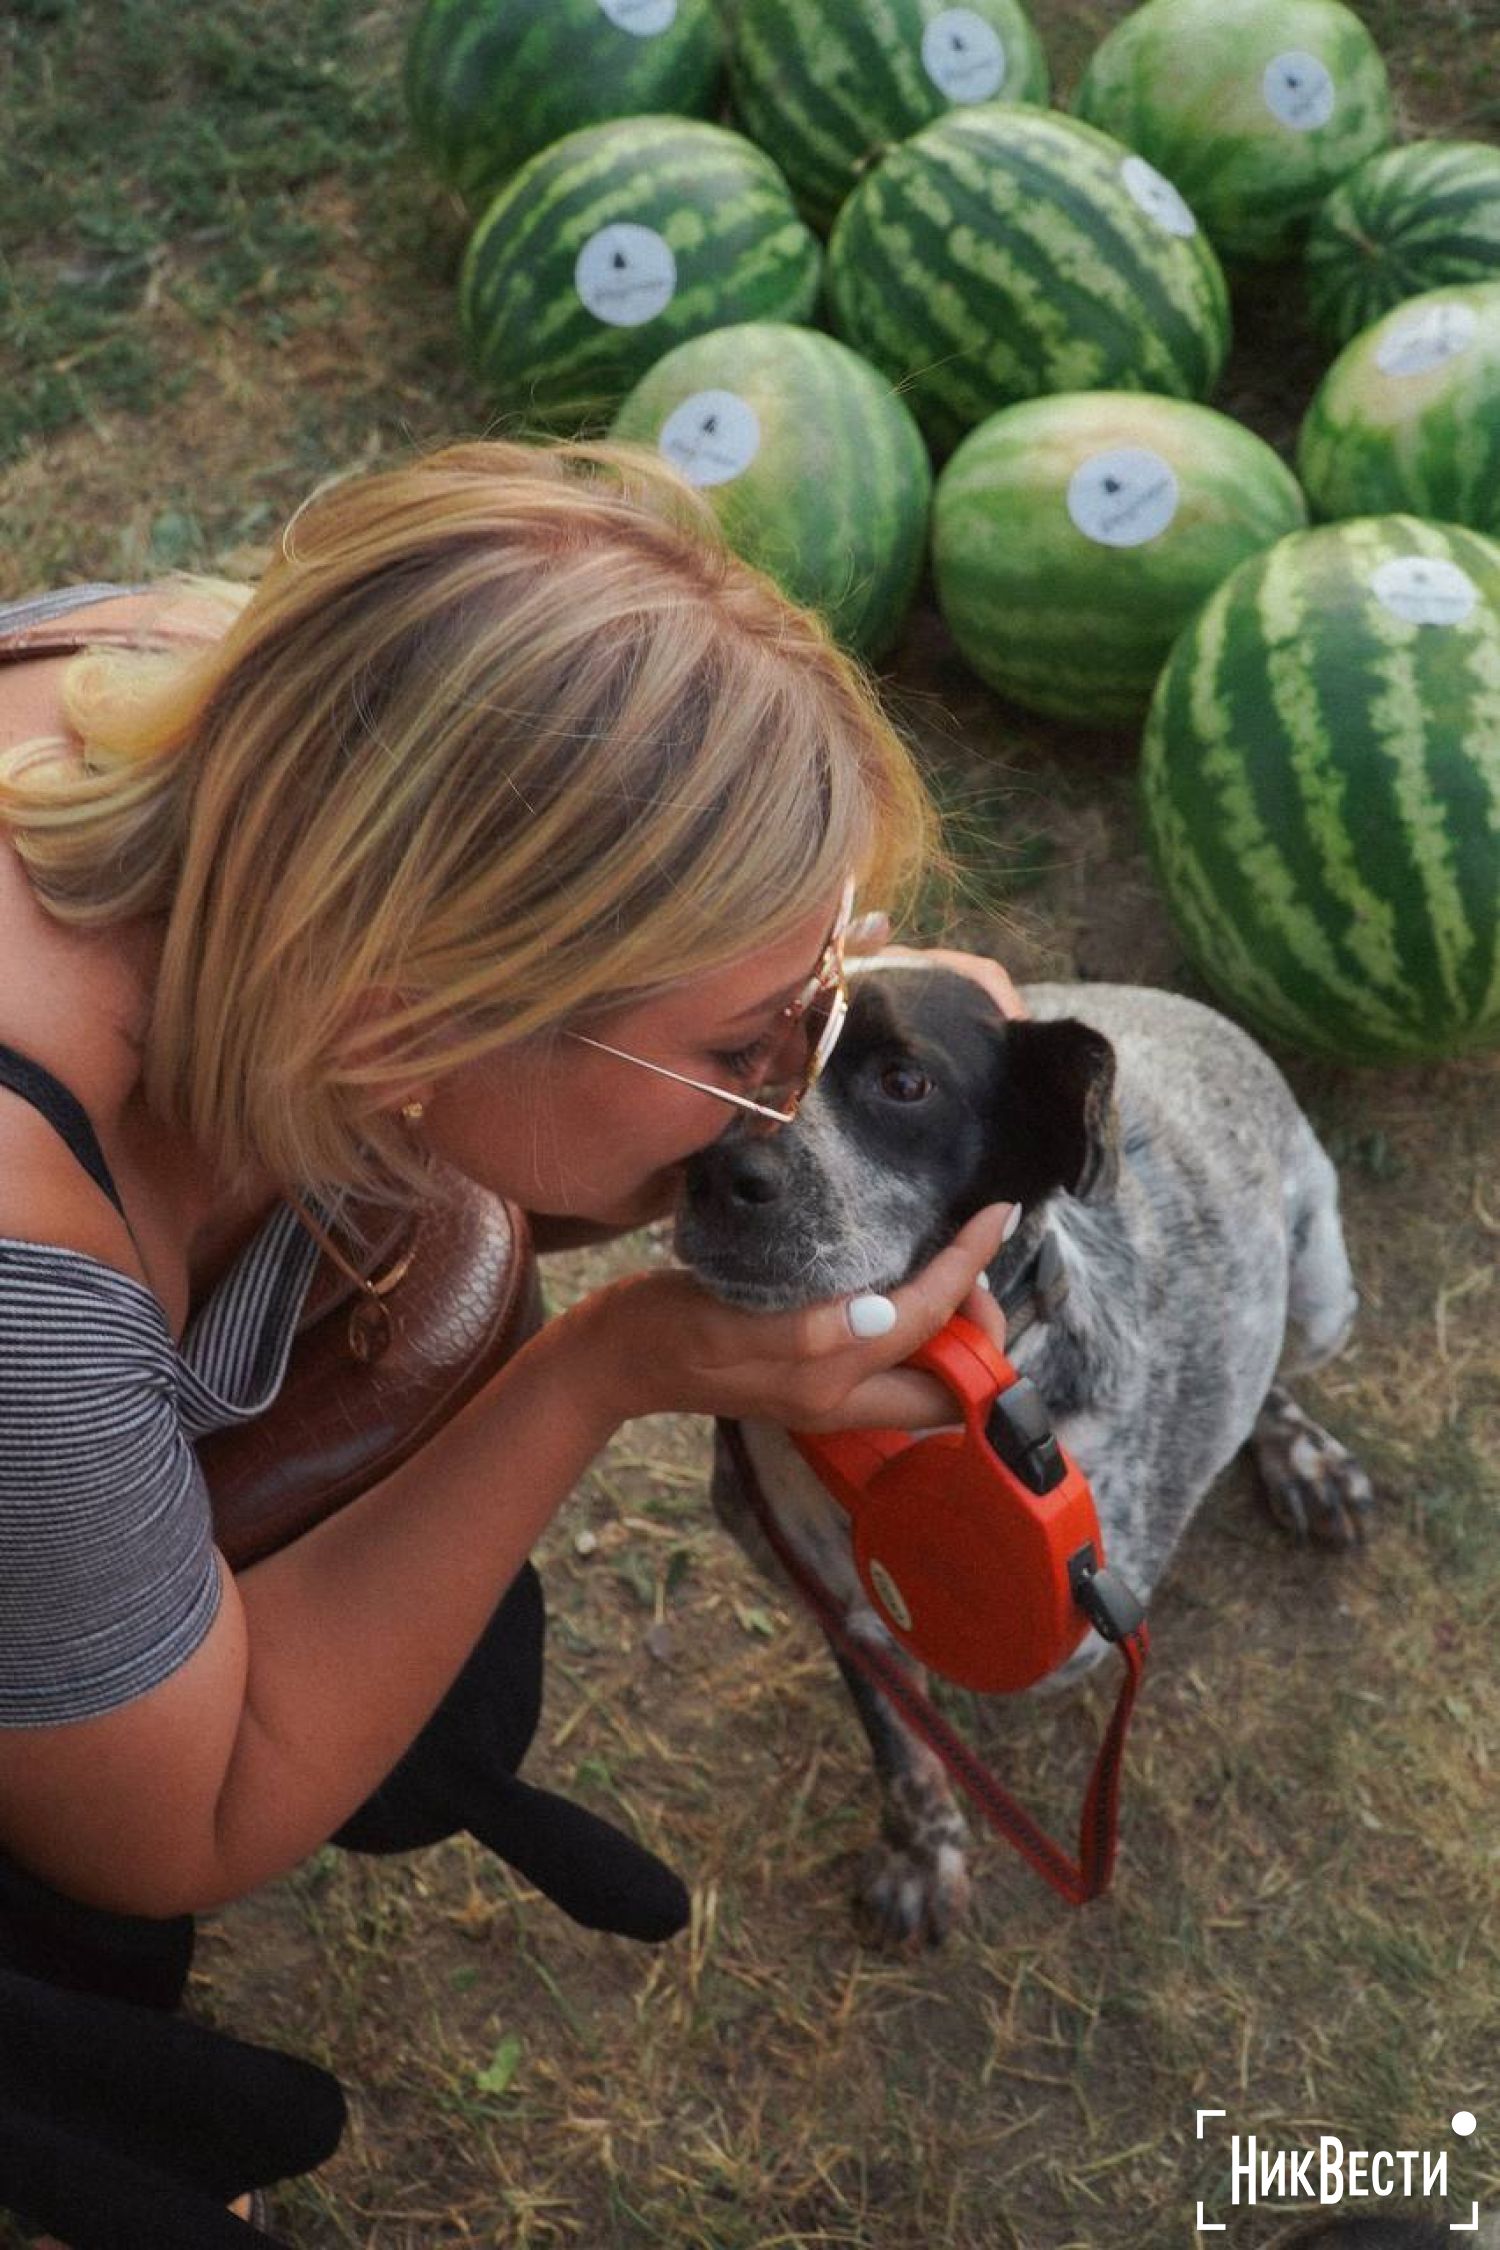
top-left (568, 878), bottom-right (855, 1132)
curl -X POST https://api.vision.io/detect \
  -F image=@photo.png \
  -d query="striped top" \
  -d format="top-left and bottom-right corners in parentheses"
top-left (0, 581), bottom-right (139, 632)
top-left (0, 584), bottom-right (322, 1726)
top-left (0, 1214), bottom-right (322, 1727)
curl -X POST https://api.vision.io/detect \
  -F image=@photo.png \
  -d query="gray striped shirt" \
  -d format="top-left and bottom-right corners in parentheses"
top-left (0, 1210), bottom-right (322, 1728)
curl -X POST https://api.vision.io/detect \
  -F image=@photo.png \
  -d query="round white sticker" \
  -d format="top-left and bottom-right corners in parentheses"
top-left (574, 224), bottom-right (677, 327)
top-left (921, 9), bottom-right (1008, 103)
top-left (1068, 448), bottom-right (1181, 548)
top-left (1120, 154), bottom-right (1198, 238)
top-left (1263, 51), bottom-right (1337, 130)
top-left (1371, 555), bottom-right (1480, 628)
top-left (656, 390), bottom-right (761, 486)
top-left (1375, 299), bottom-right (1480, 379)
top-left (594, 0), bottom-right (677, 33)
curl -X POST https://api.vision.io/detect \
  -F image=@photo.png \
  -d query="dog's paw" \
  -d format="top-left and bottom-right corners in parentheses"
top-left (854, 1836), bottom-right (972, 1949)
top-left (1252, 1384), bottom-right (1376, 1548)
top-left (853, 1774), bottom-right (971, 1947)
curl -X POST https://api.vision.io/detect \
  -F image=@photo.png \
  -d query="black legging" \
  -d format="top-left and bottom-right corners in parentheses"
top-left (0, 1562), bottom-right (689, 2248)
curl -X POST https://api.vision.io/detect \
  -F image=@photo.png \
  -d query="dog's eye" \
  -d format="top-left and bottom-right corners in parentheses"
top-left (879, 1061), bottom-right (932, 1103)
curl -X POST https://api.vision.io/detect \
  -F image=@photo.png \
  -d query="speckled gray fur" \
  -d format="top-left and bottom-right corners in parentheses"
top-left (1011, 981), bottom-right (1357, 1646)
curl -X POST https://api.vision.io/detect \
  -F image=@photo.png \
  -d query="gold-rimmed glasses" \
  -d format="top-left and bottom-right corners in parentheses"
top-left (568, 878), bottom-right (856, 1132)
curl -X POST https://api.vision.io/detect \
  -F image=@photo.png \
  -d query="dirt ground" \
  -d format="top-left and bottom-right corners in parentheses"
top-left (1, 1), bottom-right (1497, 2245)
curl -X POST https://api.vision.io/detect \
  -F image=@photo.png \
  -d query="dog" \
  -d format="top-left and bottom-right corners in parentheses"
top-left (676, 965), bottom-right (1373, 1943)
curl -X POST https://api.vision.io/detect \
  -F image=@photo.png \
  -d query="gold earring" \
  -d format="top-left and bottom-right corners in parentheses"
top-left (401, 1099), bottom-right (425, 1124)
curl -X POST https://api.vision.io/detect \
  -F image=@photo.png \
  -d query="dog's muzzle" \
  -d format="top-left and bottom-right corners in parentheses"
top-left (675, 1127), bottom-right (891, 1310)
top-left (675, 1133), bottom-right (800, 1305)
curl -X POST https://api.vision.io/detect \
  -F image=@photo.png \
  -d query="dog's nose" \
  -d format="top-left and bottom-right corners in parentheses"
top-left (685, 1139), bottom-right (786, 1213)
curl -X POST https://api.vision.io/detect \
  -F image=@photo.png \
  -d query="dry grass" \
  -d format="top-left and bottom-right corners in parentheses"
top-left (2, 2), bottom-right (1498, 2245)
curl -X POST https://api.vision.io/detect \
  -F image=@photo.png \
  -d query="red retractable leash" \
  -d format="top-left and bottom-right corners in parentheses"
top-left (720, 1315), bottom-right (1150, 1905)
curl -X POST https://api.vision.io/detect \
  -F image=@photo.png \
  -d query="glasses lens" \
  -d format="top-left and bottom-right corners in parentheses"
top-left (739, 881), bottom-right (855, 1132)
top-left (757, 982), bottom-right (842, 1112)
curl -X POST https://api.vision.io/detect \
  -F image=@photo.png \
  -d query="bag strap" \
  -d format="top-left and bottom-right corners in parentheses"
top-left (0, 630), bottom-right (207, 664)
top-left (0, 620), bottom-right (211, 667)
top-left (0, 633), bottom-right (93, 663)
top-left (0, 1041), bottom-right (128, 1221)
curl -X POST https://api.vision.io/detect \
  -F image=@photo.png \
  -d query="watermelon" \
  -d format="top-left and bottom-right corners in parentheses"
top-left (932, 392), bottom-right (1308, 725)
top-left (1306, 140), bottom-right (1500, 347)
top-left (1074, 0), bottom-right (1394, 266)
top-left (459, 117), bottom-right (822, 436)
top-left (610, 322), bottom-right (931, 659)
top-left (405, 0), bottom-right (725, 209)
top-left (1296, 282), bottom-right (1500, 538)
top-left (726, 0), bottom-right (1049, 237)
top-left (825, 107), bottom-right (1230, 457)
top-left (1141, 516), bottom-right (1500, 1063)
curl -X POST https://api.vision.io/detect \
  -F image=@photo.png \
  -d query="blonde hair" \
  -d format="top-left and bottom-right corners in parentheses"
top-left (0, 439), bottom-right (944, 1201)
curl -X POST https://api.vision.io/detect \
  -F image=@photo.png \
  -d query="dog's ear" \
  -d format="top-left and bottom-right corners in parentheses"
top-left (984, 1018), bottom-right (1120, 1207)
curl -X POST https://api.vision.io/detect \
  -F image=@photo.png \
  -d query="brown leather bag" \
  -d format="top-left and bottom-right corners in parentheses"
top-left (0, 613), bottom-right (545, 1566)
top-left (198, 1172), bottom-right (545, 1567)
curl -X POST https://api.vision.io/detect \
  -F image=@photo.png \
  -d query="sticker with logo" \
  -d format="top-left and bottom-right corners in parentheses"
top-left (868, 1558), bottom-right (913, 1633)
top-left (656, 390), bottom-right (762, 485)
top-left (1067, 448), bottom-right (1181, 547)
top-left (1263, 51), bottom-right (1337, 130)
top-left (594, 0), bottom-right (677, 34)
top-left (1371, 554), bottom-right (1480, 628)
top-left (1375, 299), bottom-right (1480, 380)
top-left (574, 224), bottom-right (678, 327)
top-left (1120, 154), bottom-right (1198, 238)
top-left (921, 9), bottom-right (1008, 103)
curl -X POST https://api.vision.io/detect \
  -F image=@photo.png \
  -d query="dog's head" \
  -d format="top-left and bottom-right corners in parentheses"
top-left (675, 965), bottom-right (1118, 1308)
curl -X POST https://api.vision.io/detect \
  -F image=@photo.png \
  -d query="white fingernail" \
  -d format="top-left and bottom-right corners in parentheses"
top-left (976, 1271), bottom-right (992, 1292)
top-left (1002, 1204), bottom-right (1023, 1243)
top-left (847, 1293), bottom-right (898, 1339)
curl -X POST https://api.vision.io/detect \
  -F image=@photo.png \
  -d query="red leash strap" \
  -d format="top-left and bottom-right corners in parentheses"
top-left (717, 1417), bottom-right (1148, 1906)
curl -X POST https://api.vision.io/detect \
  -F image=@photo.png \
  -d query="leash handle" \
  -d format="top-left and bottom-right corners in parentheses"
top-left (793, 1315), bottom-right (1118, 1695)
top-left (903, 1312), bottom-right (1016, 1417)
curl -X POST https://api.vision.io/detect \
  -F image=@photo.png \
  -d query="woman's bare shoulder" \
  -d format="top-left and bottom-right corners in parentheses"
top-left (1, 582), bottom-right (229, 726)
top-left (0, 1094), bottom-right (143, 1286)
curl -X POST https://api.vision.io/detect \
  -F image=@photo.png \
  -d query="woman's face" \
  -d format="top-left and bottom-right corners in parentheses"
top-left (419, 892), bottom-right (846, 1223)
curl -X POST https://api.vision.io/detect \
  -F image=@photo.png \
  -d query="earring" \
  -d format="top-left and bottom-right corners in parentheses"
top-left (401, 1099), bottom-right (425, 1124)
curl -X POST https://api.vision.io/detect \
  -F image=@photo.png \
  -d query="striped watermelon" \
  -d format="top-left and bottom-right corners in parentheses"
top-left (932, 392), bottom-right (1308, 725)
top-left (825, 108), bottom-right (1230, 457)
top-left (405, 0), bottom-right (725, 209)
top-left (1141, 517), bottom-right (1500, 1063)
top-left (726, 0), bottom-right (1050, 237)
top-left (1074, 0), bottom-right (1394, 266)
top-left (610, 322), bottom-right (931, 659)
top-left (1297, 283), bottom-right (1500, 537)
top-left (459, 117), bottom-right (822, 436)
top-left (1306, 141), bottom-right (1500, 347)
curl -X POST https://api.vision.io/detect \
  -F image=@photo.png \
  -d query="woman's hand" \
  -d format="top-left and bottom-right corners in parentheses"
top-left (574, 1199), bottom-right (1014, 1434)
top-left (844, 912), bottom-right (1030, 1022)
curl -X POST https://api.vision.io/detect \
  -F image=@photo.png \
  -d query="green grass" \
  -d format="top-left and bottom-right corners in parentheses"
top-left (0, 0), bottom-right (476, 486)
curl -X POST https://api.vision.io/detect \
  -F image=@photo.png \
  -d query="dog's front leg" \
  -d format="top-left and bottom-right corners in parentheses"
top-left (712, 1424), bottom-right (971, 1946)
top-left (826, 1638), bottom-right (972, 1948)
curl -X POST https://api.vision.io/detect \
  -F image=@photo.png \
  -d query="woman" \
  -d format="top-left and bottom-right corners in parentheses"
top-left (0, 438), bottom-right (1017, 2244)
